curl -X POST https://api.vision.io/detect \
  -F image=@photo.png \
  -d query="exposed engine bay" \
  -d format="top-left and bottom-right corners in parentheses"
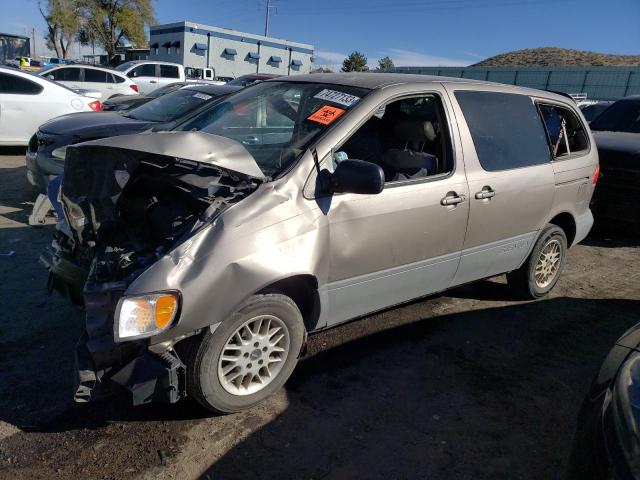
top-left (40, 133), bottom-right (265, 404)
top-left (50, 144), bottom-right (260, 300)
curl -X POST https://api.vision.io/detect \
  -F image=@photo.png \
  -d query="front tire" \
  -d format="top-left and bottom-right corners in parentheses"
top-left (184, 294), bottom-right (305, 413)
top-left (507, 224), bottom-right (567, 299)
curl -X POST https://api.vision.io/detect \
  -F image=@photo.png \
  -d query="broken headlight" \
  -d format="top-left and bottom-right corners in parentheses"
top-left (114, 292), bottom-right (180, 341)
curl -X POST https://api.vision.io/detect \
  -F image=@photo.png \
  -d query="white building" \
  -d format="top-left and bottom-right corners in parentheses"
top-left (149, 21), bottom-right (314, 78)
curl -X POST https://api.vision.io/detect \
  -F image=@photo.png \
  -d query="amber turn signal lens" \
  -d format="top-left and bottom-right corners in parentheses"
top-left (155, 294), bottom-right (178, 329)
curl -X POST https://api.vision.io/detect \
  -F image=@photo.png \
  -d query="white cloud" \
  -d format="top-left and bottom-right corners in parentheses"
top-left (315, 50), bottom-right (348, 64)
top-left (313, 50), bottom-right (348, 70)
top-left (372, 48), bottom-right (471, 67)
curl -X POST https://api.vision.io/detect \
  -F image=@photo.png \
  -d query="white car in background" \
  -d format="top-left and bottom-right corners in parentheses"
top-left (0, 66), bottom-right (103, 146)
top-left (38, 64), bottom-right (139, 99)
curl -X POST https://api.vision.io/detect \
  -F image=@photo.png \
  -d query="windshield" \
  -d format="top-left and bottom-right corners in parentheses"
top-left (115, 61), bottom-right (137, 72)
top-left (126, 88), bottom-right (219, 122)
top-left (146, 82), bottom-right (187, 99)
top-left (174, 81), bottom-right (370, 177)
top-left (590, 100), bottom-right (640, 133)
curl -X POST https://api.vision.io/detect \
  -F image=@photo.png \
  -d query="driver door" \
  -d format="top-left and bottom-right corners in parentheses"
top-left (320, 91), bottom-right (470, 327)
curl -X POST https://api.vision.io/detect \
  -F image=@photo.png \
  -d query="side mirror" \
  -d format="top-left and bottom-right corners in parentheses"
top-left (331, 159), bottom-right (384, 195)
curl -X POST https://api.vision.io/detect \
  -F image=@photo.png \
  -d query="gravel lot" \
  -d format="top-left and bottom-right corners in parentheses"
top-left (1, 149), bottom-right (639, 480)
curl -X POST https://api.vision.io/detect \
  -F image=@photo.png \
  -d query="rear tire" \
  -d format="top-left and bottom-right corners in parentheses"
top-left (507, 224), bottom-right (567, 299)
top-left (184, 294), bottom-right (305, 414)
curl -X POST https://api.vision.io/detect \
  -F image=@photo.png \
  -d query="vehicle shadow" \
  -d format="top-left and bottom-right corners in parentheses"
top-left (199, 297), bottom-right (640, 480)
top-left (0, 146), bottom-right (27, 156)
top-left (581, 228), bottom-right (640, 248)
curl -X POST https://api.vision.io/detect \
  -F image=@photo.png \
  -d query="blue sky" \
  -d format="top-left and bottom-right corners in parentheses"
top-left (1, 0), bottom-right (639, 68)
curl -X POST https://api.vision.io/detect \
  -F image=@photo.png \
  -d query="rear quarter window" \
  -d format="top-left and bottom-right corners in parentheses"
top-left (160, 65), bottom-right (180, 79)
top-left (537, 103), bottom-right (589, 159)
top-left (0, 73), bottom-right (43, 94)
top-left (455, 91), bottom-right (551, 171)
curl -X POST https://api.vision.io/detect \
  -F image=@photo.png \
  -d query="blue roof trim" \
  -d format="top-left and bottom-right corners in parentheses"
top-left (150, 26), bottom-right (314, 55)
top-left (193, 43), bottom-right (208, 51)
top-left (248, 52), bottom-right (260, 60)
top-left (269, 55), bottom-right (282, 63)
top-left (291, 59), bottom-right (303, 66)
top-left (224, 47), bottom-right (237, 55)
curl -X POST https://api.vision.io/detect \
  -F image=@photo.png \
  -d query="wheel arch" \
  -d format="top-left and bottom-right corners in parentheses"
top-left (547, 211), bottom-right (577, 247)
top-left (257, 274), bottom-right (320, 333)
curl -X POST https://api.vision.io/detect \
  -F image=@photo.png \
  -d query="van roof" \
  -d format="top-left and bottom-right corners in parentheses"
top-left (279, 72), bottom-right (572, 103)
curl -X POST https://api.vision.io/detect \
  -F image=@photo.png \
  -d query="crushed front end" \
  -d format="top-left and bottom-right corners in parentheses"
top-left (41, 133), bottom-right (263, 405)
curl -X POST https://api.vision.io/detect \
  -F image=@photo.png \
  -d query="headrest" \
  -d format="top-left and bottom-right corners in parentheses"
top-left (394, 120), bottom-right (436, 143)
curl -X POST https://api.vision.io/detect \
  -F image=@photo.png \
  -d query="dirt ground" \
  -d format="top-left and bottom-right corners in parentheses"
top-left (0, 149), bottom-right (639, 480)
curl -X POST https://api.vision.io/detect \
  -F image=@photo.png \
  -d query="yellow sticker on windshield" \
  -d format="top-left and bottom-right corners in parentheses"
top-left (307, 105), bottom-right (346, 125)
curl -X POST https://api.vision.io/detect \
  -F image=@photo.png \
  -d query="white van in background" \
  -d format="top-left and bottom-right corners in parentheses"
top-left (115, 61), bottom-right (227, 94)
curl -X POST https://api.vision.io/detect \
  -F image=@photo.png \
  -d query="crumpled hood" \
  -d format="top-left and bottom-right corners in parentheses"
top-left (39, 112), bottom-right (153, 137)
top-left (74, 130), bottom-right (267, 180)
top-left (593, 131), bottom-right (640, 169)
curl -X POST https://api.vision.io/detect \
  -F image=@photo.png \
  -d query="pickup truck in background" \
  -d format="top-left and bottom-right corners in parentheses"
top-left (114, 61), bottom-right (228, 94)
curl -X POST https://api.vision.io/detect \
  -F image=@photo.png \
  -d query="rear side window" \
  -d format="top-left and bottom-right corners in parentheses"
top-left (129, 64), bottom-right (156, 78)
top-left (538, 104), bottom-right (589, 159)
top-left (0, 73), bottom-right (43, 94)
top-left (160, 65), bottom-right (180, 79)
top-left (111, 73), bottom-right (125, 83)
top-left (84, 68), bottom-right (107, 83)
top-left (455, 91), bottom-right (550, 171)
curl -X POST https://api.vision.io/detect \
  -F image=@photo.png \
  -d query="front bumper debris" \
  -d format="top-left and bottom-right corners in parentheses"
top-left (74, 333), bottom-right (186, 405)
top-left (73, 277), bottom-right (187, 405)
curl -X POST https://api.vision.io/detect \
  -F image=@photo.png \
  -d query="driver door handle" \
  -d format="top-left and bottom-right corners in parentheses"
top-left (441, 192), bottom-right (466, 206)
top-left (475, 186), bottom-right (496, 200)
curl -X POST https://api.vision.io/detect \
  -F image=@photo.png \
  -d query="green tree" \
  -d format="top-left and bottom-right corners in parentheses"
top-left (39, 0), bottom-right (81, 59)
top-left (79, 0), bottom-right (155, 62)
top-left (342, 51), bottom-right (369, 72)
top-left (377, 56), bottom-right (394, 70)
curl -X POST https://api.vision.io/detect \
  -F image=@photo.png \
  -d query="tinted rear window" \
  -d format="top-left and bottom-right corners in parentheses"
top-left (160, 65), bottom-right (180, 78)
top-left (455, 91), bottom-right (551, 171)
top-left (0, 72), bottom-right (43, 94)
top-left (84, 68), bottom-right (107, 83)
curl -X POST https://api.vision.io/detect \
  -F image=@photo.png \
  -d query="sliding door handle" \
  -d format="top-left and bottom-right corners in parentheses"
top-left (475, 186), bottom-right (496, 200)
top-left (441, 192), bottom-right (466, 206)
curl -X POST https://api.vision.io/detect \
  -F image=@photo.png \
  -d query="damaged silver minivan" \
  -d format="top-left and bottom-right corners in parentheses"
top-left (42, 73), bottom-right (598, 413)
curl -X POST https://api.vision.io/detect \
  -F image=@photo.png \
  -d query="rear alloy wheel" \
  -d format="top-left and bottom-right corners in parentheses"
top-left (184, 294), bottom-right (305, 413)
top-left (507, 224), bottom-right (567, 299)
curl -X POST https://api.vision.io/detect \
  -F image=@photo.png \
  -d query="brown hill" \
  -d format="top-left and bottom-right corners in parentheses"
top-left (473, 47), bottom-right (640, 67)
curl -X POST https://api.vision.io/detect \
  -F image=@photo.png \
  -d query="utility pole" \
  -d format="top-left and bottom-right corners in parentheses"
top-left (264, 0), bottom-right (276, 37)
top-left (31, 28), bottom-right (36, 58)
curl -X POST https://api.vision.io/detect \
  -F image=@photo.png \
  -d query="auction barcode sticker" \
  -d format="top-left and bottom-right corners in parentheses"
top-left (313, 89), bottom-right (360, 107)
